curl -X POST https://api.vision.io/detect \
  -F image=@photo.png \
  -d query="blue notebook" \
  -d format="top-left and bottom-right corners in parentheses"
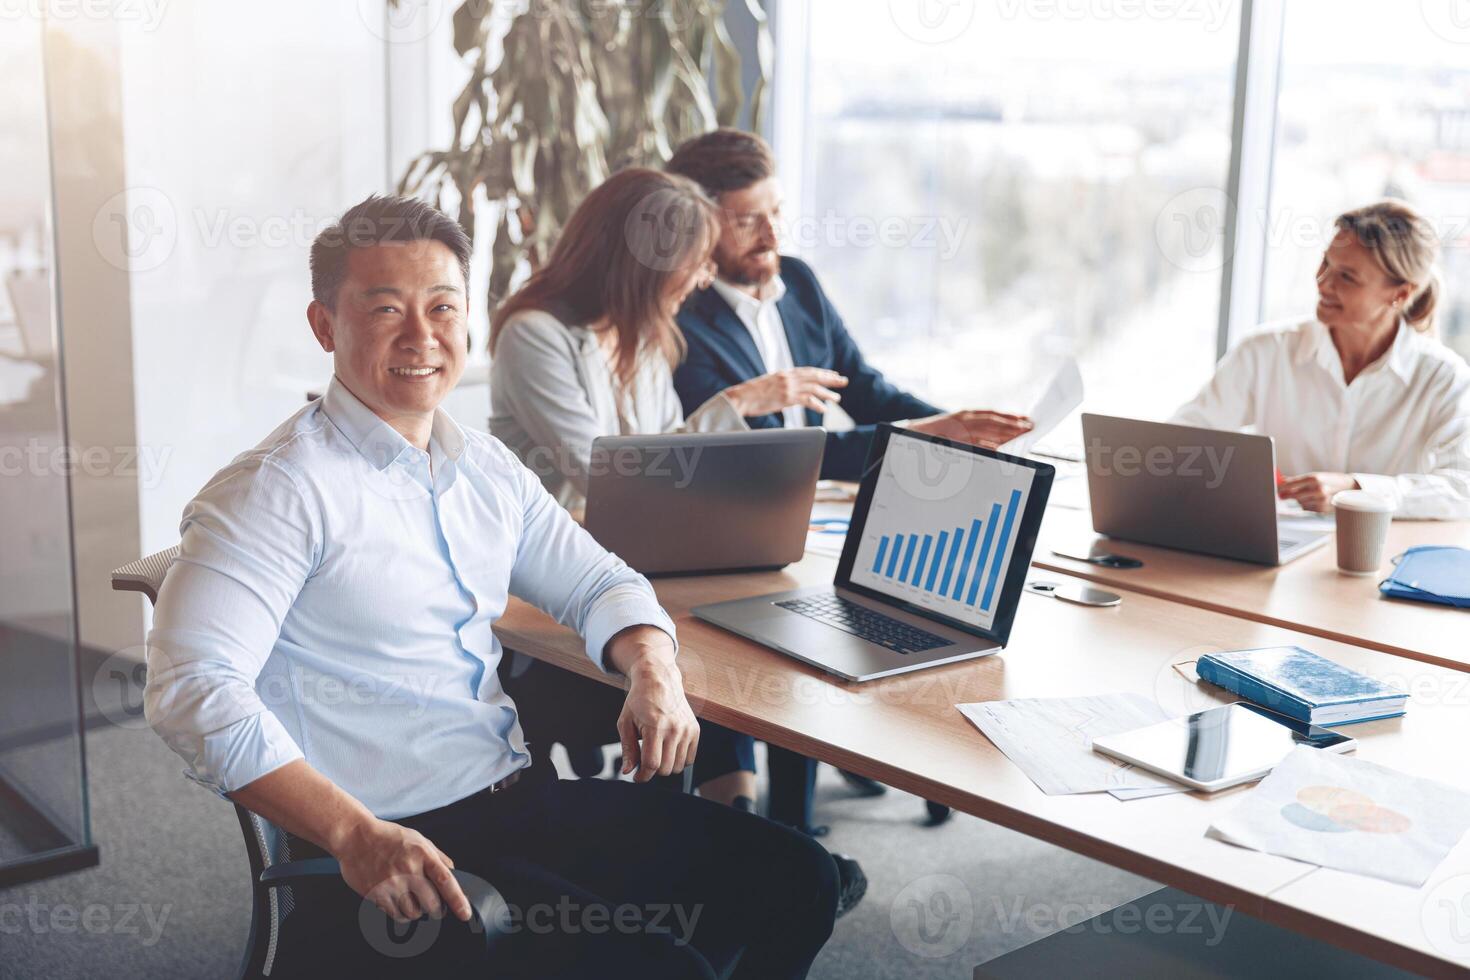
top-left (1195, 646), bottom-right (1407, 726)
top-left (1379, 546), bottom-right (1470, 609)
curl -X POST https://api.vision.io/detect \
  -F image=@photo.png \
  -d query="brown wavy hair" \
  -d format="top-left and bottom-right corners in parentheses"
top-left (491, 168), bottom-right (719, 393)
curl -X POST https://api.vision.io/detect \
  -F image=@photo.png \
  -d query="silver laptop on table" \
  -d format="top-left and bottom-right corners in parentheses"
top-left (1081, 414), bottom-right (1332, 566)
top-left (584, 428), bottom-right (825, 576)
top-left (694, 425), bottom-right (1055, 682)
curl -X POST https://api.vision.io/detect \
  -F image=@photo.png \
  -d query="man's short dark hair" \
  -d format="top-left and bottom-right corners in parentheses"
top-left (665, 128), bottom-right (776, 198)
top-left (310, 194), bottom-right (472, 307)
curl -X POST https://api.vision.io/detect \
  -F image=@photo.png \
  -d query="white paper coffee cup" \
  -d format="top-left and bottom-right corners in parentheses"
top-left (1332, 490), bottom-right (1394, 576)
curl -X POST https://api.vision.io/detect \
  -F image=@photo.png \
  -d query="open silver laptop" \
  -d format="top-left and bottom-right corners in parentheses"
top-left (584, 428), bottom-right (824, 576)
top-left (1081, 414), bottom-right (1332, 566)
top-left (694, 425), bottom-right (1055, 682)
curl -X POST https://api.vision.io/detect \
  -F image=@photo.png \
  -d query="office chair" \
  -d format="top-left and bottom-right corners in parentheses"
top-left (111, 549), bottom-right (511, 978)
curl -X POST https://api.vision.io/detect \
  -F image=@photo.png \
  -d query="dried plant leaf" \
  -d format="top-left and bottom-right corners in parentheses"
top-left (403, 0), bottom-right (770, 349)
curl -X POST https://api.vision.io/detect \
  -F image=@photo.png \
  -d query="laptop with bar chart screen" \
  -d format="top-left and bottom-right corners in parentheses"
top-left (694, 425), bottom-right (1055, 681)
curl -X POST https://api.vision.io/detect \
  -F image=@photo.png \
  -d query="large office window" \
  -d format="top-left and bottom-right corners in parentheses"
top-left (776, 1), bottom-right (1241, 422)
top-left (1259, 0), bottom-right (1470, 360)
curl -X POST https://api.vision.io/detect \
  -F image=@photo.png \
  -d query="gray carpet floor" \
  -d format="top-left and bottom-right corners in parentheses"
top-left (1, 708), bottom-right (1159, 979)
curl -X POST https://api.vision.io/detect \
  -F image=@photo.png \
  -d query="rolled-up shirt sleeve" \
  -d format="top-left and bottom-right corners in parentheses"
top-left (1353, 379), bottom-right (1470, 520)
top-left (145, 454), bottom-right (319, 796)
top-left (503, 447), bottom-right (676, 672)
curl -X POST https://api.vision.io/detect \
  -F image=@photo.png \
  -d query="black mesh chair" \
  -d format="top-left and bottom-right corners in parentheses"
top-left (112, 550), bottom-right (511, 978)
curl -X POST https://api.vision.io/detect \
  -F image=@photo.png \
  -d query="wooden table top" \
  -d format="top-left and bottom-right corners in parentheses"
top-left (1034, 505), bottom-right (1470, 674)
top-left (494, 551), bottom-right (1470, 975)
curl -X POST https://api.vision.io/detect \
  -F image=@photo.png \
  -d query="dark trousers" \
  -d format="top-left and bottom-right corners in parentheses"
top-left (274, 763), bottom-right (837, 979)
top-left (696, 721), bottom-right (818, 829)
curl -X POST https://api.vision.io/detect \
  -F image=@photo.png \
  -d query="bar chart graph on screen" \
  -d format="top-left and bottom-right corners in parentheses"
top-left (851, 437), bottom-right (1036, 632)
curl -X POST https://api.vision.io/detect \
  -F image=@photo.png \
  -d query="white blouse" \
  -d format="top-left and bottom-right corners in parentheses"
top-left (1172, 318), bottom-right (1470, 520)
top-left (490, 309), bottom-right (747, 511)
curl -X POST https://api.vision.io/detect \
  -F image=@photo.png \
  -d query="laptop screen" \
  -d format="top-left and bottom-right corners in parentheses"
top-left (841, 427), bottom-right (1051, 639)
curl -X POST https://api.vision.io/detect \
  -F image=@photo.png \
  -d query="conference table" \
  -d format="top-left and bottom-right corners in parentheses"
top-left (1034, 503), bottom-right (1470, 674)
top-left (495, 547), bottom-right (1470, 976)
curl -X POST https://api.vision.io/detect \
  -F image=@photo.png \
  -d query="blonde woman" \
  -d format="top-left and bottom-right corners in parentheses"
top-left (1173, 199), bottom-right (1470, 519)
top-left (489, 167), bottom-right (847, 511)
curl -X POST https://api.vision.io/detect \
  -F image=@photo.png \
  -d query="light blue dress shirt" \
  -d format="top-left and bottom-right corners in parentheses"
top-left (145, 376), bottom-right (676, 819)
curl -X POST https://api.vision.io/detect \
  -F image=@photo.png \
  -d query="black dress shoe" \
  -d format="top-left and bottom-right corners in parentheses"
top-left (798, 823), bottom-right (831, 838)
top-left (838, 770), bottom-right (888, 797)
top-left (924, 801), bottom-right (953, 825)
top-left (832, 854), bottom-right (868, 918)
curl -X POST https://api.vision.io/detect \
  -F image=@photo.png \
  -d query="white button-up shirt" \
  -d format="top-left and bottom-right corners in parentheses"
top-left (711, 275), bottom-right (806, 430)
top-left (1172, 318), bottom-right (1470, 520)
top-left (145, 376), bottom-right (675, 819)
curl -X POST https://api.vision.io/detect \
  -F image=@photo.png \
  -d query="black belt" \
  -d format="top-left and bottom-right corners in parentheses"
top-left (485, 768), bottom-right (523, 794)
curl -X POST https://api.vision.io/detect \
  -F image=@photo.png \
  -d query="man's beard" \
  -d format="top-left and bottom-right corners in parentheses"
top-left (715, 248), bottom-right (778, 287)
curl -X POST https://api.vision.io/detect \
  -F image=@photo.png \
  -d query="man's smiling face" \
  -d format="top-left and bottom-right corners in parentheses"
top-left (309, 238), bottom-right (467, 430)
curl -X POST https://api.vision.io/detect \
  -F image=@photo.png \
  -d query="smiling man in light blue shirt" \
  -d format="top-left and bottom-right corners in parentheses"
top-left (143, 195), bottom-right (836, 977)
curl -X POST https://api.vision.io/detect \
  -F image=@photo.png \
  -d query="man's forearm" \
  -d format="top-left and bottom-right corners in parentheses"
top-left (228, 759), bottom-right (377, 857)
top-left (604, 623), bottom-right (678, 678)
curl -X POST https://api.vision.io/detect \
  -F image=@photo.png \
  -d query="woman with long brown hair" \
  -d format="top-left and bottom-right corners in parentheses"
top-left (490, 167), bottom-right (847, 510)
top-left (489, 167), bottom-right (869, 916)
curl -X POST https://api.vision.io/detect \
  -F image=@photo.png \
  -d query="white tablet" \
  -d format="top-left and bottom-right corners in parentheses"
top-left (1091, 702), bottom-right (1356, 793)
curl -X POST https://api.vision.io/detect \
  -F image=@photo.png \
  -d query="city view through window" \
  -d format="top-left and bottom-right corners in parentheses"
top-left (779, 1), bottom-right (1470, 437)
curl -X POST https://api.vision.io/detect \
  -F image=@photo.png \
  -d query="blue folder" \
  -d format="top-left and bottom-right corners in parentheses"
top-left (1378, 546), bottom-right (1470, 609)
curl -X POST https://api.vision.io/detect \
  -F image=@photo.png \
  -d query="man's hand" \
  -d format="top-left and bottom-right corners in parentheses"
top-left (333, 816), bottom-right (472, 924)
top-left (229, 760), bottom-right (471, 925)
top-left (1279, 472), bottom-right (1358, 512)
top-left (906, 410), bottom-right (1033, 449)
top-left (725, 368), bottom-right (849, 417)
top-left (605, 625), bottom-right (699, 782)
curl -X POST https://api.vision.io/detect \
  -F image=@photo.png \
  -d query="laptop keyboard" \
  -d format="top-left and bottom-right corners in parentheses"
top-left (775, 594), bottom-right (952, 655)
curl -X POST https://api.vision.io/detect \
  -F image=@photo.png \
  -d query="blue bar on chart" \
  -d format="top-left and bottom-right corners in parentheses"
top-left (885, 534), bottom-right (903, 577)
top-left (899, 535), bottom-right (918, 581)
top-left (912, 535), bottom-right (933, 586)
top-left (873, 536), bottom-right (889, 574)
top-left (965, 503), bottom-right (1002, 606)
top-left (951, 519), bottom-right (982, 601)
top-left (925, 530), bottom-right (950, 591)
top-left (939, 526), bottom-right (963, 594)
top-left (981, 490), bottom-right (1023, 610)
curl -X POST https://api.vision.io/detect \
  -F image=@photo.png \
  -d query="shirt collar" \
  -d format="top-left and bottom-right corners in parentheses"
top-left (711, 274), bottom-right (786, 317)
top-left (1383, 317), bottom-right (1419, 384)
top-left (321, 375), bottom-right (466, 471)
top-left (1297, 317), bottom-right (1416, 385)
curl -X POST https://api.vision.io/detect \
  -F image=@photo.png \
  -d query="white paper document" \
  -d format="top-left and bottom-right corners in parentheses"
top-left (957, 694), bottom-right (1185, 796)
top-left (1004, 357), bottom-right (1084, 457)
top-left (804, 501), bottom-right (851, 557)
top-left (1207, 747), bottom-right (1470, 887)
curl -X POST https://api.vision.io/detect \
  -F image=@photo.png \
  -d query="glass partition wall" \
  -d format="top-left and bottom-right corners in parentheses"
top-left (0, 11), bottom-right (97, 885)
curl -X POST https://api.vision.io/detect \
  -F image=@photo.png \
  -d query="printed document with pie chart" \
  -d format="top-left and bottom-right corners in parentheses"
top-left (851, 436), bottom-right (1035, 633)
top-left (1207, 746), bottom-right (1470, 887)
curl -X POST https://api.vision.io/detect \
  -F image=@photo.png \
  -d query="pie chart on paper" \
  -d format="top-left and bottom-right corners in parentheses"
top-left (1281, 785), bottom-right (1412, 834)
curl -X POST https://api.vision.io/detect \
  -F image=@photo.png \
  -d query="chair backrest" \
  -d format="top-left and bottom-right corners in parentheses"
top-left (235, 804), bottom-right (300, 977)
top-left (110, 546), bottom-right (180, 605)
top-left (112, 547), bottom-right (297, 978)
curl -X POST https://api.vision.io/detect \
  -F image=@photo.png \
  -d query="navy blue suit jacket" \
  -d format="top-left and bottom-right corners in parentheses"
top-left (673, 256), bottom-right (942, 481)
